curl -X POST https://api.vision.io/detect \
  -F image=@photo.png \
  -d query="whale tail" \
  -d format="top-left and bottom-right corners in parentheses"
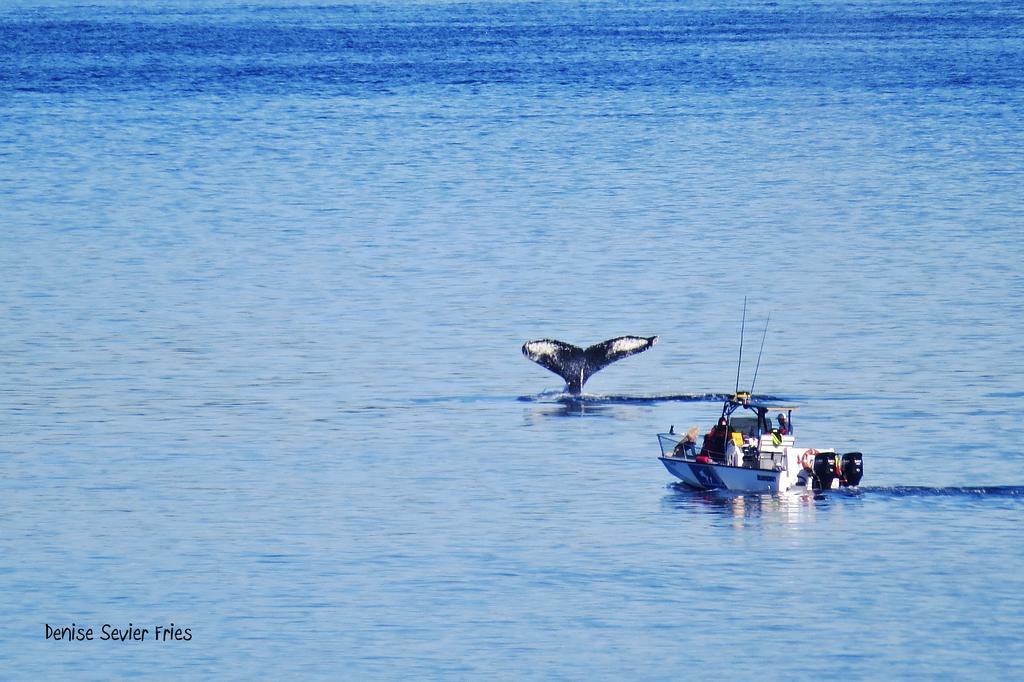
top-left (522, 336), bottom-right (659, 393)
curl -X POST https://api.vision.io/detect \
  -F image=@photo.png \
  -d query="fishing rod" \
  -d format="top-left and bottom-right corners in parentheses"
top-left (749, 312), bottom-right (771, 397)
top-left (734, 296), bottom-right (747, 394)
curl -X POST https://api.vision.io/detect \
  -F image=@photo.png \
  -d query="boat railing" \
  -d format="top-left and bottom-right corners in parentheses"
top-left (657, 433), bottom-right (685, 458)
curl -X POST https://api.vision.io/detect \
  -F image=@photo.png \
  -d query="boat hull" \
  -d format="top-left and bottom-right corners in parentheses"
top-left (659, 456), bottom-right (785, 493)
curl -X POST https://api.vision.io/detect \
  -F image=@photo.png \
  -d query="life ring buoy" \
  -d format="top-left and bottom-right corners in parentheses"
top-left (801, 448), bottom-right (820, 470)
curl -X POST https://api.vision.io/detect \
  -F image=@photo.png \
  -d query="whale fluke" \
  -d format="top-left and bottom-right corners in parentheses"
top-left (522, 336), bottom-right (659, 393)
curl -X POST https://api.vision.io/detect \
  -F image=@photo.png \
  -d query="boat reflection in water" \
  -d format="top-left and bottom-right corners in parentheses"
top-left (661, 483), bottom-right (858, 529)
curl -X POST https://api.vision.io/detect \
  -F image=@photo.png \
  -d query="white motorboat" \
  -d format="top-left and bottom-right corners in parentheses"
top-left (658, 392), bottom-right (863, 493)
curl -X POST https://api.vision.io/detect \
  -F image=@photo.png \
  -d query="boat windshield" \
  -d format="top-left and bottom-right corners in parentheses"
top-left (727, 416), bottom-right (759, 439)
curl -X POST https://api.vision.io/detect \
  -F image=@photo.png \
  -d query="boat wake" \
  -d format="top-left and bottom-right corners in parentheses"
top-left (857, 485), bottom-right (1024, 498)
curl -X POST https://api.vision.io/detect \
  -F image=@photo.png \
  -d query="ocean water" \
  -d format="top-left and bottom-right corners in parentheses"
top-left (2, 0), bottom-right (1023, 678)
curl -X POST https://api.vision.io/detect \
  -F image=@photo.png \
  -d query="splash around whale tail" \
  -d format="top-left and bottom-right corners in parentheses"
top-left (522, 336), bottom-right (659, 393)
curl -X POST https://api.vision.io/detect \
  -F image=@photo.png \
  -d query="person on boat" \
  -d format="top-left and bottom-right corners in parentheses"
top-left (777, 413), bottom-right (792, 435)
top-left (725, 434), bottom-right (743, 467)
top-left (672, 427), bottom-right (699, 458)
top-left (700, 417), bottom-right (729, 463)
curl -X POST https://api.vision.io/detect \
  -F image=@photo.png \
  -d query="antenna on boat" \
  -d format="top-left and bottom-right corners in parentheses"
top-left (749, 313), bottom-right (771, 396)
top-left (734, 296), bottom-right (747, 394)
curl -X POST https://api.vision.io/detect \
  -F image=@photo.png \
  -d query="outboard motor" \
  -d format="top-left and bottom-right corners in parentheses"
top-left (840, 452), bottom-right (864, 487)
top-left (812, 452), bottom-right (837, 490)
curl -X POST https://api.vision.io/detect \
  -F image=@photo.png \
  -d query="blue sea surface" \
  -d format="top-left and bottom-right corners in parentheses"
top-left (2, 1), bottom-right (1023, 678)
